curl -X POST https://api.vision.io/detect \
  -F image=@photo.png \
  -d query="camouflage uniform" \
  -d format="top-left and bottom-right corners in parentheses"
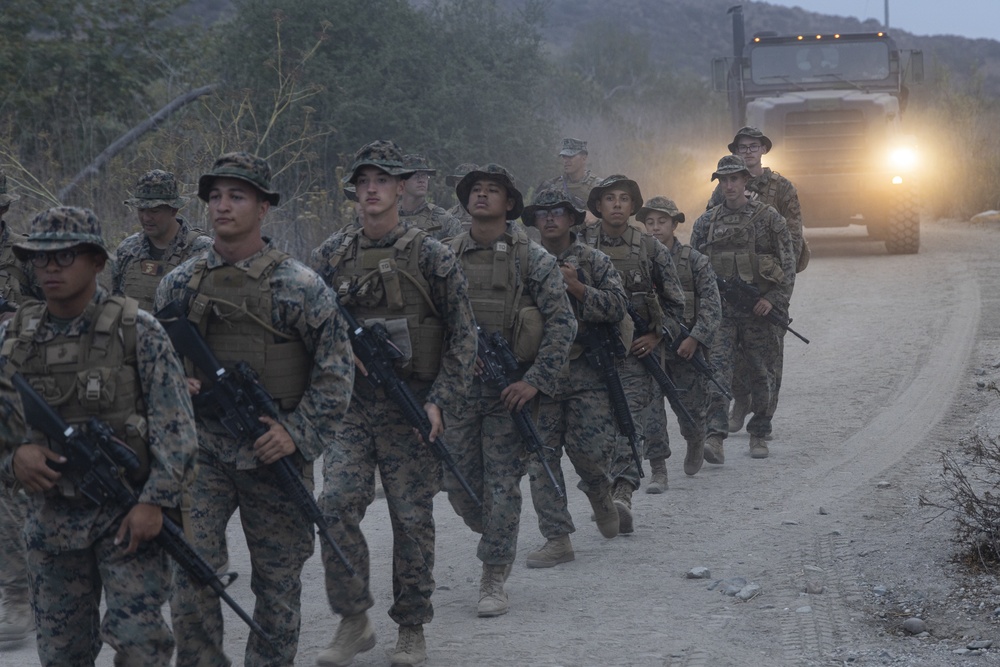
top-left (0, 171), bottom-right (39, 307)
top-left (537, 138), bottom-right (602, 214)
top-left (309, 141), bottom-right (476, 634)
top-left (0, 207), bottom-right (197, 667)
top-left (445, 162), bottom-right (478, 230)
top-left (400, 154), bottom-right (464, 240)
top-left (155, 153), bottom-right (355, 667)
top-left (691, 156), bottom-right (795, 454)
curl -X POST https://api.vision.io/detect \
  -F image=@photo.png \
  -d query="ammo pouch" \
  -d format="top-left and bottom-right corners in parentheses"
top-left (756, 253), bottom-right (785, 287)
top-left (511, 306), bottom-right (544, 364)
top-left (796, 238), bottom-right (811, 273)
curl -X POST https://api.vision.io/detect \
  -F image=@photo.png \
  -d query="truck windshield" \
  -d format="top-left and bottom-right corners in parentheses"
top-left (750, 40), bottom-right (891, 85)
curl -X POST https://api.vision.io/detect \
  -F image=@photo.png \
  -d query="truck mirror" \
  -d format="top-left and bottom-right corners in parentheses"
top-left (909, 51), bottom-right (924, 84)
top-left (712, 57), bottom-right (728, 92)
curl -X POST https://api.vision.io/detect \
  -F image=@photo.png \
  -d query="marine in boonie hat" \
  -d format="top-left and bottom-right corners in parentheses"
top-left (198, 151), bottom-right (281, 206)
top-left (521, 187), bottom-right (586, 227)
top-left (12, 206), bottom-right (111, 260)
top-left (558, 138), bottom-right (588, 157)
top-left (343, 140), bottom-right (415, 185)
top-left (402, 153), bottom-right (437, 175)
top-left (456, 163), bottom-right (525, 220)
top-left (711, 154), bottom-right (751, 181)
top-left (0, 169), bottom-right (20, 207)
top-left (445, 162), bottom-right (478, 187)
top-left (727, 126), bottom-right (773, 154)
top-left (637, 196), bottom-right (685, 224)
top-left (124, 169), bottom-right (189, 209)
top-left (586, 174), bottom-right (642, 219)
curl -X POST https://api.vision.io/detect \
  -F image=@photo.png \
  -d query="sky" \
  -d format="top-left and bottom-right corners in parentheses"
top-left (762, 0), bottom-right (1000, 41)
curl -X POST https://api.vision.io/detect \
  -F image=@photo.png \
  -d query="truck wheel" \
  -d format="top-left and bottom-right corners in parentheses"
top-left (884, 188), bottom-right (920, 254)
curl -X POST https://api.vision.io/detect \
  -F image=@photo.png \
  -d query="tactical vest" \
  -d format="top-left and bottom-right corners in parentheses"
top-left (328, 226), bottom-right (444, 381)
top-left (184, 248), bottom-right (310, 409)
top-left (703, 201), bottom-right (781, 294)
top-left (0, 233), bottom-right (29, 305)
top-left (122, 227), bottom-right (207, 312)
top-left (673, 245), bottom-right (698, 325)
top-left (0, 296), bottom-right (150, 494)
top-left (583, 224), bottom-right (666, 334)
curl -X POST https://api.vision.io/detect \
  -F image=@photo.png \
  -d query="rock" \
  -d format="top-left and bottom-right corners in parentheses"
top-left (805, 580), bottom-right (825, 594)
top-left (877, 481), bottom-right (891, 489)
top-left (737, 584), bottom-right (762, 600)
top-left (873, 585), bottom-right (888, 596)
top-left (687, 567), bottom-right (711, 579)
top-left (967, 640), bottom-right (993, 649)
top-left (818, 507), bottom-right (828, 515)
top-left (902, 617), bottom-right (927, 635)
top-left (953, 648), bottom-right (971, 655)
top-left (781, 520), bottom-right (799, 525)
top-left (796, 605), bottom-right (812, 613)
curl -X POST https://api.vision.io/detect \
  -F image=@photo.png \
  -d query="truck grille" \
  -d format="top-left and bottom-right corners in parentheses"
top-left (782, 110), bottom-right (867, 174)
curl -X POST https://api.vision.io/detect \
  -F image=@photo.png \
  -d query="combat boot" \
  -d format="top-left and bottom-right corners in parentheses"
top-left (390, 624), bottom-right (426, 667)
top-left (0, 594), bottom-right (32, 643)
top-left (316, 612), bottom-right (376, 667)
top-left (750, 436), bottom-right (770, 459)
top-left (477, 563), bottom-right (509, 617)
top-left (612, 480), bottom-right (635, 534)
top-left (684, 438), bottom-right (705, 476)
top-left (526, 534), bottom-right (575, 568)
top-left (703, 435), bottom-right (725, 465)
top-left (728, 399), bottom-right (750, 433)
top-left (645, 458), bottom-right (668, 494)
top-left (586, 490), bottom-right (619, 538)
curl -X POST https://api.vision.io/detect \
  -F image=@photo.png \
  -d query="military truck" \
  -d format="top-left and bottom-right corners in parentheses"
top-left (712, 6), bottom-right (924, 254)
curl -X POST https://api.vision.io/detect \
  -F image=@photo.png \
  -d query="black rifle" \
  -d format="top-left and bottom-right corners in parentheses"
top-left (671, 323), bottom-right (733, 400)
top-left (625, 305), bottom-right (696, 429)
top-left (11, 372), bottom-right (275, 650)
top-left (476, 327), bottom-right (563, 498)
top-left (154, 301), bottom-right (355, 577)
top-left (578, 322), bottom-right (644, 478)
top-left (716, 276), bottom-right (810, 344)
top-left (335, 299), bottom-right (481, 507)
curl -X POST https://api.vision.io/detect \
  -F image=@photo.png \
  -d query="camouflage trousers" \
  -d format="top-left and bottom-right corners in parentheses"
top-left (528, 383), bottom-right (617, 540)
top-left (171, 451), bottom-right (315, 667)
top-left (320, 385), bottom-right (440, 627)
top-left (731, 332), bottom-right (786, 428)
top-left (0, 488), bottom-right (28, 600)
top-left (29, 530), bottom-right (173, 667)
top-left (609, 355), bottom-right (655, 490)
top-left (706, 314), bottom-right (781, 440)
top-left (643, 353), bottom-right (710, 460)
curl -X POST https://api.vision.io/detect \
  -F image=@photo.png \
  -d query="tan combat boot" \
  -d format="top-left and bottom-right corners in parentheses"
top-left (0, 594), bottom-right (32, 643)
top-left (612, 480), bottom-right (635, 534)
top-left (526, 534), bottom-right (575, 568)
top-left (586, 489), bottom-right (620, 538)
top-left (703, 435), bottom-right (725, 465)
top-left (728, 399), bottom-right (750, 433)
top-left (645, 458), bottom-right (668, 494)
top-left (684, 438), bottom-right (705, 476)
top-left (316, 612), bottom-right (376, 667)
top-left (477, 563), bottom-right (509, 617)
top-left (390, 624), bottom-right (426, 667)
top-left (750, 436), bottom-right (770, 459)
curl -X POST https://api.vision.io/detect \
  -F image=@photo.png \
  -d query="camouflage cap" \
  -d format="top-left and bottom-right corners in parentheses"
top-left (456, 163), bottom-right (525, 220)
top-left (711, 154), bottom-right (751, 181)
top-left (445, 162), bottom-right (478, 187)
top-left (12, 206), bottom-right (110, 260)
top-left (586, 174), bottom-right (643, 219)
top-left (343, 140), bottom-right (415, 184)
top-left (124, 169), bottom-right (188, 209)
top-left (0, 169), bottom-right (19, 207)
top-left (402, 153), bottom-right (437, 175)
top-left (637, 196), bottom-right (685, 224)
top-left (559, 138), bottom-right (588, 157)
top-left (727, 126), bottom-right (773, 154)
top-left (521, 187), bottom-right (586, 227)
top-left (198, 152), bottom-right (280, 206)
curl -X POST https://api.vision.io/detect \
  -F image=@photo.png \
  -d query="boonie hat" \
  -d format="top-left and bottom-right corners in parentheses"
top-left (445, 162), bottom-right (478, 187)
top-left (727, 126), bottom-right (773, 154)
top-left (711, 155), bottom-right (751, 181)
top-left (586, 175), bottom-right (642, 219)
top-left (559, 138), bottom-right (588, 157)
top-left (12, 206), bottom-right (111, 260)
top-left (521, 188), bottom-right (586, 227)
top-left (403, 154), bottom-right (437, 175)
top-left (343, 140), bottom-right (415, 185)
top-left (637, 196), bottom-right (686, 224)
top-left (124, 169), bottom-right (188, 209)
top-left (456, 163), bottom-right (524, 220)
top-left (198, 152), bottom-right (280, 205)
top-left (0, 170), bottom-right (19, 207)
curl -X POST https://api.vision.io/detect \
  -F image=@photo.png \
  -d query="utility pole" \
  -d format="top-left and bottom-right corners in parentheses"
top-left (884, 0), bottom-right (889, 29)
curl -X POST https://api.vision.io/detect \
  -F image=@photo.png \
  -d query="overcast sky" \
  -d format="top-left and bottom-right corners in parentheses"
top-left (762, 0), bottom-right (1000, 40)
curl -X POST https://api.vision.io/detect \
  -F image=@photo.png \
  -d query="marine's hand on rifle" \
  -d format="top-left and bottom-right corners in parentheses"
top-left (630, 332), bottom-right (660, 359)
top-left (186, 378), bottom-right (202, 397)
top-left (753, 297), bottom-right (773, 317)
top-left (674, 335), bottom-right (699, 360)
top-left (501, 380), bottom-right (538, 413)
top-left (253, 416), bottom-right (297, 465)
top-left (558, 264), bottom-right (587, 301)
top-left (352, 354), bottom-right (369, 378)
top-left (422, 403), bottom-right (444, 442)
top-left (115, 503), bottom-right (163, 554)
top-left (12, 444), bottom-right (65, 493)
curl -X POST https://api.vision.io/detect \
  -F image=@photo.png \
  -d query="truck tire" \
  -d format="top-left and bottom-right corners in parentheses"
top-left (884, 188), bottom-right (920, 254)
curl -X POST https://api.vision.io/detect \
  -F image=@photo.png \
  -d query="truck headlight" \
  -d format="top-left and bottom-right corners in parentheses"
top-left (889, 146), bottom-right (918, 171)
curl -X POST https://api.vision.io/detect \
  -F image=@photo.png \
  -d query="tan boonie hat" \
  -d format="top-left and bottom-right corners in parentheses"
top-left (711, 155), bottom-right (751, 181)
top-left (521, 187), bottom-right (586, 227)
top-left (727, 126), bottom-right (773, 154)
top-left (587, 175), bottom-right (642, 219)
top-left (0, 170), bottom-right (19, 207)
top-left (445, 162), bottom-right (478, 187)
top-left (559, 138), bottom-right (588, 157)
top-left (402, 153), bottom-right (437, 175)
top-left (456, 163), bottom-right (525, 220)
top-left (343, 140), bottom-right (415, 185)
top-left (12, 206), bottom-right (111, 260)
top-left (637, 196), bottom-right (686, 224)
top-left (198, 152), bottom-right (280, 205)
top-left (124, 169), bottom-right (188, 209)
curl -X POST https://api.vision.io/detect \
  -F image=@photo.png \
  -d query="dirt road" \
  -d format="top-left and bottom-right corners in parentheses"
top-left (4, 218), bottom-right (999, 666)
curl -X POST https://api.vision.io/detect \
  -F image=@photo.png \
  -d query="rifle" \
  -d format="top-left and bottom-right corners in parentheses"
top-left (0, 297), bottom-right (14, 314)
top-left (11, 372), bottom-right (275, 651)
top-left (625, 305), bottom-right (696, 428)
top-left (335, 299), bottom-right (481, 507)
top-left (671, 323), bottom-right (733, 400)
top-left (154, 301), bottom-right (356, 577)
top-left (476, 327), bottom-right (564, 498)
top-left (716, 276), bottom-right (810, 344)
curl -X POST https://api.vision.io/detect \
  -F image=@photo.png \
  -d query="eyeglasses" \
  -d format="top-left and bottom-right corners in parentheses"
top-left (737, 144), bottom-right (763, 154)
top-left (533, 207), bottom-right (568, 220)
top-left (29, 248), bottom-right (90, 268)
